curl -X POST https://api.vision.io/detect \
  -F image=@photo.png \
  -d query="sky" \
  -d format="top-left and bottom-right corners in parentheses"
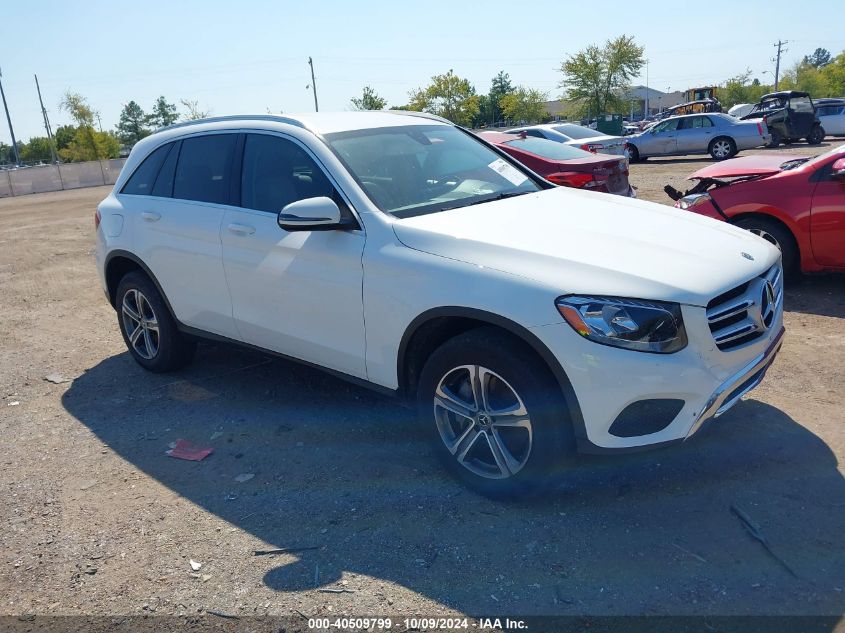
top-left (1, 0), bottom-right (843, 142)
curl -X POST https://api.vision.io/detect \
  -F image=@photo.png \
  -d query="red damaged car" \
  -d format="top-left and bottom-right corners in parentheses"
top-left (478, 131), bottom-right (635, 197)
top-left (669, 144), bottom-right (845, 274)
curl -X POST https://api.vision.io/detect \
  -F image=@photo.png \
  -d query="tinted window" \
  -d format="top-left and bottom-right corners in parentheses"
top-left (503, 137), bottom-right (593, 160)
top-left (552, 124), bottom-right (600, 139)
top-left (121, 144), bottom-right (171, 195)
top-left (151, 141), bottom-right (179, 197)
top-left (173, 134), bottom-right (237, 204)
top-left (240, 134), bottom-right (335, 213)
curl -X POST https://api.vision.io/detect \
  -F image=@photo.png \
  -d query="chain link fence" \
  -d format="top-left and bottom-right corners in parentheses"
top-left (0, 158), bottom-right (126, 198)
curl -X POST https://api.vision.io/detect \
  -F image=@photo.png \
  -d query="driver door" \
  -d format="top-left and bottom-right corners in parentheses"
top-left (810, 158), bottom-right (845, 268)
top-left (648, 119), bottom-right (680, 155)
top-left (220, 132), bottom-right (367, 378)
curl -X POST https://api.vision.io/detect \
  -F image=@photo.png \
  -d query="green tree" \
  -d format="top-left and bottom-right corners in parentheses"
top-left (350, 86), bottom-right (387, 110)
top-left (54, 125), bottom-right (76, 151)
top-left (779, 60), bottom-right (828, 97)
top-left (560, 35), bottom-right (645, 116)
top-left (149, 96), bottom-right (178, 128)
top-left (179, 99), bottom-right (210, 121)
top-left (116, 101), bottom-right (151, 146)
top-left (803, 48), bottom-right (832, 68)
top-left (20, 137), bottom-right (54, 163)
top-left (408, 69), bottom-right (480, 127)
top-left (488, 71), bottom-right (514, 124)
top-left (720, 70), bottom-right (772, 109)
top-left (499, 87), bottom-right (549, 123)
top-left (59, 91), bottom-right (102, 160)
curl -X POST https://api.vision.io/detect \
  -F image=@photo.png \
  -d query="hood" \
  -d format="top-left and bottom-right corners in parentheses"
top-left (688, 154), bottom-right (807, 180)
top-left (392, 187), bottom-right (779, 307)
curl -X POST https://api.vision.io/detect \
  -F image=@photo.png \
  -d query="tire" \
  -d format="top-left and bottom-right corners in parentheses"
top-left (626, 144), bottom-right (642, 162)
top-left (416, 327), bottom-right (576, 499)
top-left (116, 271), bottom-right (196, 372)
top-left (806, 125), bottom-right (825, 145)
top-left (766, 130), bottom-right (781, 148)
top-left (709, 137), bottom-right (736, 160)
top-left (733, 217), bottom-right (799, 276)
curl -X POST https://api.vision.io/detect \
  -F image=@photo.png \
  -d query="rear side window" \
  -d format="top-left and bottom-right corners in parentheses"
top-left (791, 97), bottom-right (814, 113)
top-left (173, 134), bottom-right (237, 204)
top-left (240, 134), bottom-right (335, 213)
top-left (151, 141), bottom-right (180, 197)
top-left (121, 144), bottom-right (171, 195)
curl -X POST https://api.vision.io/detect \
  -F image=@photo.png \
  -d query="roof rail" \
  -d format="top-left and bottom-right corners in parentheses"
top-left (157, 114), bottom-right (306, 133)
top-left (385, 110), bottom-right (452, 125)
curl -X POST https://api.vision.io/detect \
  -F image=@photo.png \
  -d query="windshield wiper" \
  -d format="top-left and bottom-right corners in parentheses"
top-left (439, 190), bottom-right (532, 212)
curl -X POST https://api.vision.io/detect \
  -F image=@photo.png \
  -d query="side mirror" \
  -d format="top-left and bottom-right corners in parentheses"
top-left (277, 196), bottom-right (345, 231)
top-left (832, 158), bottom-right (845, 180)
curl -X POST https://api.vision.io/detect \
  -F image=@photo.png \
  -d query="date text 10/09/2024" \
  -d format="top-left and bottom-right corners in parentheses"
top-left (306, 617), bottom-right (529, 630)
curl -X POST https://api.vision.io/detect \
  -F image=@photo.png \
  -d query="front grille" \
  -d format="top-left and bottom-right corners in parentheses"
top-left (706, 264), bottom-right (783, 351)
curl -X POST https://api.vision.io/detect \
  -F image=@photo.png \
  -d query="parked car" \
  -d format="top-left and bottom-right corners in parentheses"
top-left (477, 131), bottom-right (635, 197)
top-left (728, 103), bottom-right (756, 119)
top-left (505, 123), bottom-right (627, 156)
top-left (815, 98), bottom-right (845, 136)
top-left (741, 91), bottom-right (825, 147)
top-left (97, 111), bottom-right (784, 498)
top-left (670, 144), bottom-right (845, 274)
top-left (625, 113), bottom-right (770, 161)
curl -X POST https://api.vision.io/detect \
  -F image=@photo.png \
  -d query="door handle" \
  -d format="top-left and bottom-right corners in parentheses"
top-left (141, 212), bottom-right (161, 222)
top-left (227, 223), bottom-right (256, 236)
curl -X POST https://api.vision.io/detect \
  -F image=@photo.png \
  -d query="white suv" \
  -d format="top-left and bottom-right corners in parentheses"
top-left (96, 111), bottom-right (785, 498)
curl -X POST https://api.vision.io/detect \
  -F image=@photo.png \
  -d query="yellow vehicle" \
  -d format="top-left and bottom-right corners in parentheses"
top-left (685, 86), bottom-right (718, 102)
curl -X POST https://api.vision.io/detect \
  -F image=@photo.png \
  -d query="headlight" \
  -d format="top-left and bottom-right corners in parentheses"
top-left (555, 296), bottom-right (687, 353)
top-left (677, 193), bottom-right (711, 210)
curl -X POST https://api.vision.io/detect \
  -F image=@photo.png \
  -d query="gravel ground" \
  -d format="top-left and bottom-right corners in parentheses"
top-left (1, 142), bottom-right (844, 626)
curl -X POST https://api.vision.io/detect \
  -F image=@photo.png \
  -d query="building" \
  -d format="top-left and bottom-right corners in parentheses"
top-left (622, 86), bottom-right (685, 118)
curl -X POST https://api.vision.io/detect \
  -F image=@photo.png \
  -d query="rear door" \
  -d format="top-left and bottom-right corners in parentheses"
top-left (810, 158), bottom-right (845, 268)
top-left (220, 132), bottom-right (367, 378)
top-left (675, 116), bottom-right (714, 153)
top-left (123, 133), bottom-right (238, 338)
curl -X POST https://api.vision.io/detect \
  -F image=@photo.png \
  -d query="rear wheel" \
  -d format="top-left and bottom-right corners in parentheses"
top-left (416, 328), bottom-right (576, 499)
top-left (766, 130), bottom-right (781, 148)
top-left (626, 144), bottom-right (642, 162)
top-left (806, 125), bottom-right (825, 145)
top-left (733, 217), bottom-right (799, 275)
top-left (116, 271), bottom-right (196, 372)
top-left (709, 137), bottom-right (737, 160)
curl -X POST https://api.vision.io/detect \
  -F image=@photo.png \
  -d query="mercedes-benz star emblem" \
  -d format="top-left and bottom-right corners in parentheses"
top-left (760, 280), bottom-right (776, 329)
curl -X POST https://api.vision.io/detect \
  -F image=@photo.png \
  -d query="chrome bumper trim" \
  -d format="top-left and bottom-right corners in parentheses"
top-left (686, 327), bottom-right (785, 439)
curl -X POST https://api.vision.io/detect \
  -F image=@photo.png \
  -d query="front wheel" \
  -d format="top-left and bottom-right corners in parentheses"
top-left (116, 271), bottom-right (196, 372)
top-left (626, 144), bottom-right (642, 162)
top-left (733, 217), bottom-right (799, 276)
top-left (416, 328), bottom-right (576, 499)
top-left (709, 137), bottom-right (737, 160)
top-left (806, 125), bottom-right (825, 145)
top-left (766, 130), bottom-right (781, 148)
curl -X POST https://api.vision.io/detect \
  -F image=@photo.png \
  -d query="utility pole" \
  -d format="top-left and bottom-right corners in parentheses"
top-left (0, 67), bottom-right (20, 166)
top-left (307, 57), bottom-right (319, 112)
top-left (644, 59), bottom-right (649, 117)
top-left (35, 74), bottom-right (58, 164)
top-left (773, 40), bottom-right (788, 90)
top-left (95, 113), bottom-right (102, 132)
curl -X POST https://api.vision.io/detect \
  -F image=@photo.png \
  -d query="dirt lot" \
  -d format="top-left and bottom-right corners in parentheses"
top-left (1, 142), bottom-right (844, 626)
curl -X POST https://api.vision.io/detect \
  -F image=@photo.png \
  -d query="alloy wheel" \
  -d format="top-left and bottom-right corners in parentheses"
top-left (748, 228), bottom-right (781, 252)
top-left (712, 140), bottom-right (732, 158)
top-left (433, 365), bottom-right (533, 480)
top-left (121, 289), bottom-right (160, 360)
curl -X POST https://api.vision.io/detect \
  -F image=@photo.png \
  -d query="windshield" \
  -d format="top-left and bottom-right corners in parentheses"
top-left (324, 125), bottom-right (541, 218)
top-left (503, 137), bottom-right (594, 160)
top-left (552, 124), bottom-right (601, 139)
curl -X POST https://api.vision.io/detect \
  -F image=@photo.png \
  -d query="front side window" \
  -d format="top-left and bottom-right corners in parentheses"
top-left (173, 134), bottom-right (237, 204)
top-left (240, 134), bottom-right (335, 213)
top-left (324, 125), bottom-right (542, 218)
top-left (653, 119), bottom-right (680, 133)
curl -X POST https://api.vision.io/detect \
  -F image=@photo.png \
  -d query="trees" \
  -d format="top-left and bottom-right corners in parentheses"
top-left (499, 87), bottom-right (548, 124)
top-left (720, 70), bottom-right (772, 109)
top-left (116, 101), bottom-right (151, 146)
top-left (179, 99), bottom-right (210, 121)
top-left (488, 71), bottom-right (514, 124)
top-left (149, 96), bottom-right (178, 128)
top-left (20, 137), bottom-right (54, 163)
top-left (350, 86), bottom-right (387, 110)
top-left (803, 48), bottom-right (832, 69)
top-left (59, 91), bottom-right (101, 161)
top-left (559, 35), bottom-right (645, 116)
top-left (408, 70), bottom-right (480, 127)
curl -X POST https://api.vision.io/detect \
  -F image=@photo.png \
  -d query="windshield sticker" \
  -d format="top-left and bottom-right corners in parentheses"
top-left (488, 158), bottom-right (528, 186)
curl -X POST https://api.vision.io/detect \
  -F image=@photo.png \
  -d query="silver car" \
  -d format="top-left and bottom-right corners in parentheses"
top-left (505, 123), bottom-right (627, 156)
top-left (625, 113), bottom-right (771, 161)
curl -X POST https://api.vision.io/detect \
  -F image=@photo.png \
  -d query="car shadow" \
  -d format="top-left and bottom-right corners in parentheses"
top-left (61, 341), bottom-right (845, 618)
top-left (784, 274), bottom-right (845, 319)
